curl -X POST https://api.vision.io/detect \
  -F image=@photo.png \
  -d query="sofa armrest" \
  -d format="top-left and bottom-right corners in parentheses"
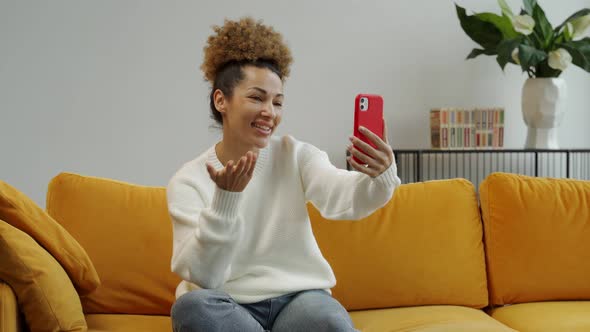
top-left (0, 280), bottom-right (23, 332)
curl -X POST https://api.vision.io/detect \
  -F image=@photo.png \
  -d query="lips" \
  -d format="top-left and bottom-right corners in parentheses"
top-left (251, 121), bottom-right (273, 135)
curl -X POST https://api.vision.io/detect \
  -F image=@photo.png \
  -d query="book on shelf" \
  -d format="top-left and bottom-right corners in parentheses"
top-left (430, 107), bottom-right (504, 149)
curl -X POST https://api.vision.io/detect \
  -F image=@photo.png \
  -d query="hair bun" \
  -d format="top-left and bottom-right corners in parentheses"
top-left (201, 17), bottom-right (293, 82)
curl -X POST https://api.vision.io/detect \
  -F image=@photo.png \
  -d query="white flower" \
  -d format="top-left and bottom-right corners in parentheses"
top-left (566, 22), bottom-right (574, 36)
top-left (548, 48), bottom-right (572, 71)
top-left (571, 14), bottom-right (590, 39)
top-left (511, 48), bottom-right (521, 64)
top-left (512, 15), bottom-right (535, 35)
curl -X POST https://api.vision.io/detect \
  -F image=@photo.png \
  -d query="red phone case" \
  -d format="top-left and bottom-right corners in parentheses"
top-left (352, 94), bottom-right (384, 165)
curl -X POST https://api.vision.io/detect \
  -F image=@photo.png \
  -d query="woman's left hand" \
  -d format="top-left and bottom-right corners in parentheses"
top-left (347, 120), bottom-right (394, 178)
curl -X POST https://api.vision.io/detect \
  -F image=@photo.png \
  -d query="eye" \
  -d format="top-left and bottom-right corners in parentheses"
top-left (274, 102), bottom-right (283, 107)
top-left (249, 96), bottom-right (263, 102)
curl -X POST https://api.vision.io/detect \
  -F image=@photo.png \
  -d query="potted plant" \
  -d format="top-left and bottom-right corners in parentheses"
top-left (456, 0), bottom-right (590, 149)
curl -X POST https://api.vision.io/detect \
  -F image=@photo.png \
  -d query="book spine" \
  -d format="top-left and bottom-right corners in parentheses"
top-left (442, 108), bottom-right (448, 149)
top-left (449, 109), bottom-right (457, 149)
top-left (499, 109), bottom-right (504, 148)
top-left (430, 109), bottom-right (441, 148)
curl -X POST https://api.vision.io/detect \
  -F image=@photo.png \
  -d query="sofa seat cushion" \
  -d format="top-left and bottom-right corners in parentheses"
top-left (489, 301), bottom-right (590, 332)
top-left (309, 179), bottom-right (488, 311)
top-left (84, 307), bottom-right (516, 332)
top-left (349, 305), bottom-right (516, 332)
top-left (86, 314), bottom-right (172, 332)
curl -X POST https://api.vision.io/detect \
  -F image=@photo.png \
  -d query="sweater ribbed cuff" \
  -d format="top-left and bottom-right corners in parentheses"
top-left (211, 187), bottom-right (242, 220)
top-left (373, 162), bottom-right (400, 188)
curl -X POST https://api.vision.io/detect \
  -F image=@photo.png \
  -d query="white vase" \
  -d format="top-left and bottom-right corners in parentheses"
top-left (521, 78), bottom-right (567, 149)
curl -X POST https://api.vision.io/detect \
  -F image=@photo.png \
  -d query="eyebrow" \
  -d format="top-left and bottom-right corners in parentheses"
top-left (249, 87), bottom-right (284, 98)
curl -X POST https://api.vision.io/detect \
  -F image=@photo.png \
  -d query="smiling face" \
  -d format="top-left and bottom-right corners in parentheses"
top-left (214, 65), bottom-right (284, 150)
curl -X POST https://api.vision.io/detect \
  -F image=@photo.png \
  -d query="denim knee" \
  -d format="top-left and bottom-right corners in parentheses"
top-left (171, 289), bottom-right (228, 331)
top-left (321, 311), bottom-right (356, 332)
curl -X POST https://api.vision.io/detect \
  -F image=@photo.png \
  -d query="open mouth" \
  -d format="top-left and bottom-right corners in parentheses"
top-left (251, 122), bottom-right (272, 135)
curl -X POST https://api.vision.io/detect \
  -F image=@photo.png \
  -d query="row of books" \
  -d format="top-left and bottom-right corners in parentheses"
top-left (430, 108), bottom-right (505, 149)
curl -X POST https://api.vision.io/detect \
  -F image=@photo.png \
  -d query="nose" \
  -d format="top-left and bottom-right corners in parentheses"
top-left (261, 101), bottom-right (277, 119)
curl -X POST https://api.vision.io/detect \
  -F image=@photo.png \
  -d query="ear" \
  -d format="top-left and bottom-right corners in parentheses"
top-left (213, 89), bottom-right (227, 115)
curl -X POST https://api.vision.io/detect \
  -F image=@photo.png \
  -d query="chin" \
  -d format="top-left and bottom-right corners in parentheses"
top-left (253, 137), bottom-right (271, 149)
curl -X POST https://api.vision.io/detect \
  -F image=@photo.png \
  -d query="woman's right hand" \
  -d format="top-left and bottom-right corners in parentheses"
top-left (206, 151), bottom-right (257, 192)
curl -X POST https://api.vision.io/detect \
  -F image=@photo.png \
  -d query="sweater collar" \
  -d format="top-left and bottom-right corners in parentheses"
top-left (207, 142), bottom-right (269, 177)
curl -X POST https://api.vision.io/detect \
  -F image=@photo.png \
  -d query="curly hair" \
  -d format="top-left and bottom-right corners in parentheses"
top-left (201, 17), bottom-right (293, 83)
top-left (202, 17), bottom-right (293, 126)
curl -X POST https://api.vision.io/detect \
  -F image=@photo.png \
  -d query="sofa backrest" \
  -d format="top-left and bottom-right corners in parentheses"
top-left (479, 172), bottom-right (590, 305)
top-left (46, 172), bottom-right (180, 315)
top-left (308, 178), bottom-right (489, 311)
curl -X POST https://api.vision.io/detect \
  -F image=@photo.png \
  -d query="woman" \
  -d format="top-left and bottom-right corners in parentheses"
top-left (167, 17), bottom-right (401, 332)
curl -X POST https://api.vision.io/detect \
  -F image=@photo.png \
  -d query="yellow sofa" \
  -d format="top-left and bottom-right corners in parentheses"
top-left (1, 171), bottom-right (589, 331)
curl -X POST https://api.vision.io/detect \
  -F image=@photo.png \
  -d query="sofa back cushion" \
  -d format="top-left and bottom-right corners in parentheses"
top-left (308, 178), bottom-right (488, 311)
top-left (480, 172), bottom-right (590, 305)
top-left (0, 180), bottom-right (100, 295)
top-left (46, 172), bottom-right (181, 315)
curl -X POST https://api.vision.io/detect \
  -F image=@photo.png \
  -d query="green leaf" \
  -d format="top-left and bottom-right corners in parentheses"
top-left (496, 37), bottom-right (524, 70)
top-left (466, 48), bottom-right (496, 59)
top-left (467, 48), bottom-right (487, 59)
top-left (554, 9), bottom-right (590, 34)
top-left (456, 4), bottom-right (503, 51)
top-left (498, 0), bottom-right (514, 18)
top-left (523, 0), bottom-right (536, 15)
top-left (558, 37), bottom-right (590, 72)
top-left (532, 4), bottom-right (554, 48)
top-left (518, 44), bottom-right (547, 72)
top-left (475, 12), bottom-right (519, 39)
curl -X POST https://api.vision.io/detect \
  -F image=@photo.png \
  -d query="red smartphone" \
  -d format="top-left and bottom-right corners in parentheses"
top-left (352, 94), bottom-right (384, 165)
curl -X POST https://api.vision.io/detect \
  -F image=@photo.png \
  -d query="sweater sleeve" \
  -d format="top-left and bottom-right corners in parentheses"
top-left (167, 173), bottom-right (244, 289)
top-left (298, 142), bottom-right (401, 220)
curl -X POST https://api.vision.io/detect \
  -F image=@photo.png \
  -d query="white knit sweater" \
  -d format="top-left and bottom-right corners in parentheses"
top-left (167, 135), bottom-right (401, 304)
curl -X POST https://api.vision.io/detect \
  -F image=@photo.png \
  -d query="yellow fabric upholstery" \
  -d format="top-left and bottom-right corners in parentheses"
top-left (308, 178), bottom-right (488, 311)
top-left (46, 172), bottom-right (181, 315)
top-left (480, 173), bottom-right (590, 305)
top-left (0, 280), bottom-right (21, 332)
top-left (86, 314), bottom-right (172, 332)
top-left (490, 301), bottom-right (590, 332)
top-left (0, 220), bottom-right (87, 332)
top-left (350, 305), bottom-right (516, 332)
top-left (0, 180), bottom-right (100, 295)
top-left (82, 307), bottom-right (519, 332)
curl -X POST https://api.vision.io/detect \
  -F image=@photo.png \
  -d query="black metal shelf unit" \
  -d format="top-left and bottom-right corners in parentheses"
top-left (348, 149), bottom-right (590, 189)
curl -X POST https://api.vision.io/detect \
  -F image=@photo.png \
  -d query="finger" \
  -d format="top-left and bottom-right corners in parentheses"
top-left (236, 156), bottom-right (247, 176)
top-left (349, 135), bottom-right (381, 160)
top-left (231, 158), bottom-right (244, 177)
top-left (347, 156), bottom-right (378, 177)
top-left (347, 144), bottom-right (380, 169)
top-left (225, 160), bottom-right (234, 175)
top-left (383, 119), bottom-right (389, 144)
top-left (359, 126), bottom-right (389, 152)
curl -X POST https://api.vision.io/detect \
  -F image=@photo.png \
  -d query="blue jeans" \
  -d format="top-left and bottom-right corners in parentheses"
top-left (171, 288), bottom-right (359, 332)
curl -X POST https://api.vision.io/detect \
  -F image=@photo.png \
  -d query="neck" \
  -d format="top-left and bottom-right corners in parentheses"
top-left (216, 135), bottom-right (260, 166)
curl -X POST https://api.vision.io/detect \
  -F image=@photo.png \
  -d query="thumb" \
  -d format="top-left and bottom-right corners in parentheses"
top-left (206, 163), bottom-right (217, 180)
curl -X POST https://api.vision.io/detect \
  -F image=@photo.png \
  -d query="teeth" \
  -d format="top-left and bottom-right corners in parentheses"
top-left (252, 123), bottom-right (271, 131)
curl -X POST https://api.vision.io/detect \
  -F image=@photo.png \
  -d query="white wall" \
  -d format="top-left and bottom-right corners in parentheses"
top-left (1, 0), bottom-right (589, 208)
